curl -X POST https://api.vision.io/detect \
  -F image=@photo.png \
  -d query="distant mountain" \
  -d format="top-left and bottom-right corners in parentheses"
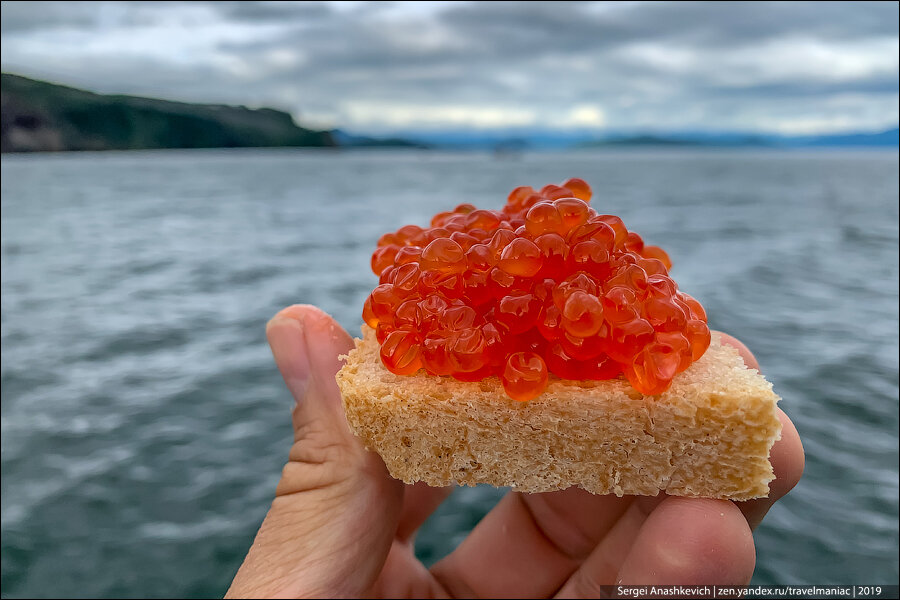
top-left (1, 73), bottom-right (336, 152)
top-left (592, 135), bottom-right (703, 147)
top-left (584, 132), bottom-right (775, 148)
top-left (329, 129), bottom-right (428, 149)
top-left (360, 126), bottom-right (899, 151)
top-left (381, 128), bottom-right (593, 150)
top-left (789, 128), bottom-right (899, 147)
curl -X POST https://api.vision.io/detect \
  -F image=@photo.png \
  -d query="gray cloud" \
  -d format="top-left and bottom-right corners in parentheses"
top-left (216, 1), bottom-right (336, 22)
top-left (0, 1), bottom-right (98, 33)
top-left (2, 1), bottom-right (897, 134)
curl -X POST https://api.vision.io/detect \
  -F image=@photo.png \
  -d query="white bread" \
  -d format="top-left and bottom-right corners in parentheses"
top-left (337, 327), bottom-right (781, 500)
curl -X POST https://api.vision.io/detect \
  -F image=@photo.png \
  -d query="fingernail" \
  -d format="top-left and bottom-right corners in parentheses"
top-left (266, 316), bottom-right (311, 403)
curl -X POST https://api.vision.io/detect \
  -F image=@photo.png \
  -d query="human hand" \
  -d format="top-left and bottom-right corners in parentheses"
top-left (226, 304), bottom-right (804, 598)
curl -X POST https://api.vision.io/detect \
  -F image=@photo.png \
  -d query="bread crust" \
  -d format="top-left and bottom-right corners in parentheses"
top-left (337, 327), bottom-right (781, 500)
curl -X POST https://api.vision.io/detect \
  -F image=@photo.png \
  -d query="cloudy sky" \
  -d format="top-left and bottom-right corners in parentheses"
top-left (2, 1), bottom-right (898, 135)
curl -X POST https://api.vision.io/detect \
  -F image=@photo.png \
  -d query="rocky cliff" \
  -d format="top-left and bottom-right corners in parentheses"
top-left (1, 73), bottom-right (335, 152)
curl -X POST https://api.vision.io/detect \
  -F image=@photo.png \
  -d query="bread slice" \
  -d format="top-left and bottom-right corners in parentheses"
top-left (337, 326), bottom-right (782, 500)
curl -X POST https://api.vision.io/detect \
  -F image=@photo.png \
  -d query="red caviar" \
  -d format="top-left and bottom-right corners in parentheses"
top-left (363, 179), bottom-right (710, 401)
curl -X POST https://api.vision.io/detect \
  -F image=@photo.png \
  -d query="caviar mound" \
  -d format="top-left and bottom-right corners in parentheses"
top-left (364, 178), bottom-right (710, 401)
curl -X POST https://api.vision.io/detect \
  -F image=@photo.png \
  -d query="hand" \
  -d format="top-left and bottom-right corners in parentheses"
top-left (226, 305), bottom-right (804, 598)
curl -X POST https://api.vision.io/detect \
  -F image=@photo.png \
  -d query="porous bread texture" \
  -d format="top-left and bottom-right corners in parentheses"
top-left (337, 327), bottom-right (782, 500)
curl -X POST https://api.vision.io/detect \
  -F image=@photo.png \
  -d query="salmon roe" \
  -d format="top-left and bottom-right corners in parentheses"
top-left (364, 178), bottom-right (710, 401)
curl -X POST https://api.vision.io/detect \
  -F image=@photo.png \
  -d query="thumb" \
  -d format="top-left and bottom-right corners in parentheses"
top-left (267, 304), bottom-right (361, 448)
top-left (227, 305), bottom-right (403, 599)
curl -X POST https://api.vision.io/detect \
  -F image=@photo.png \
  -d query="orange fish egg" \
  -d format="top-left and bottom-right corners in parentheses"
top-left (364, 179), bottom-right (710, 399)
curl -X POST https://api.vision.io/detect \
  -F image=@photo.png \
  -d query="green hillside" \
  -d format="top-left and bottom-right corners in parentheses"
top-left (1, 73), bottom-right (334, 152)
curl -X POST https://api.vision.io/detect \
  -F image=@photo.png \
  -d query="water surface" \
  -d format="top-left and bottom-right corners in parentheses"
top-left (2, 148), bottom-right (898, 597)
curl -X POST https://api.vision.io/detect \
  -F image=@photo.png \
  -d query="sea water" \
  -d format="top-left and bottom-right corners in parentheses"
top-left (2, 148), bottom-right (898, 597)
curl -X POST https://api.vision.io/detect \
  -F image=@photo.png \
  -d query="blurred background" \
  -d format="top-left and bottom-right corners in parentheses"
top-left (1, 1), bottom-right (898, 597)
